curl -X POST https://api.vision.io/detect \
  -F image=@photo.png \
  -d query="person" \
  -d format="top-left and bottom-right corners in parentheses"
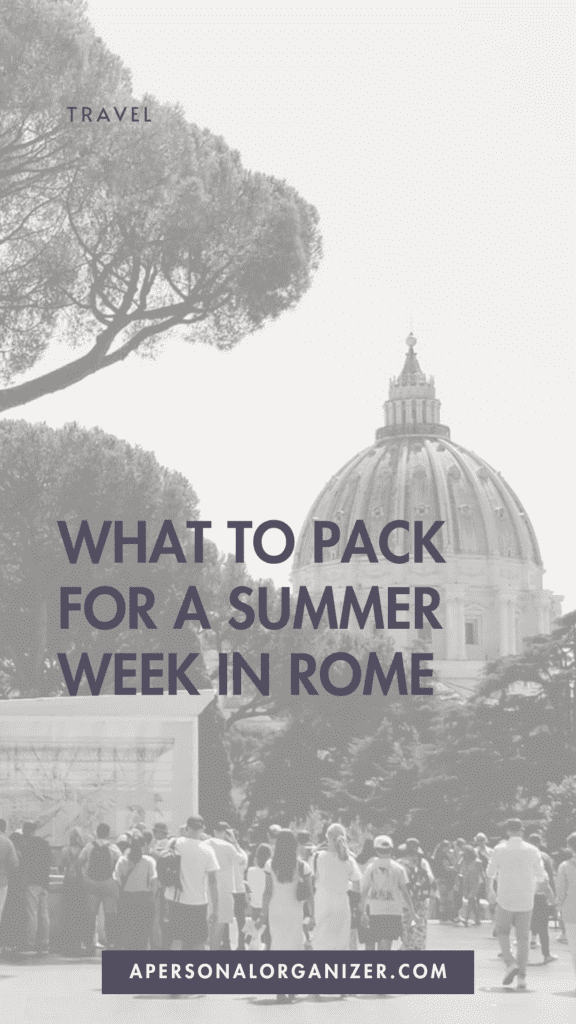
top-left (228, 828), bottom-right (249, 950)
top-left (114, 833), bottom-right (157, 950)
top-left (432, 840), bottom-right (458, 922)
top-left (457, 845), bottom-right (484, 926)
top-left (149, 822), bottom-right (171, 948)
top-left (312, 823), bottom-right (361, 951)
top-left (164, 816), bottom-right (219, 951)
top-left (527, 833), bottom-right (557, 963)
top-left (262, 829), bottom-right (312, 1004)
top-left (355, 836), bottom-right (375, 945)
top-left (80, 823), bottom-right (121, 953)
top-left (398, 838), bottom-right (435, 948)
top-left (205, 823), bottom-right (246, 950)
top-left (487, 818), bottom-right (546, 990)
top-left (555, 832), bottom-right (576, 991)
top-left (296, 831), bottom-right (313, 863)
top-left (0, 819), bottom-right (18, 940)
top-left (267, 824), bottom-right (282, 849)
top-left (263, 830), bottom-right (312, 950)
top-left (245, 843), bottom-right (271, 950)
top-left (18, 821), bottom-right (51, 955)
top-left (360, 835), bottom-right (415, 951)
top-left (450, 839), bottom-right (466, 918)
top-left (247, 843), bottom-right (271, 914)
top-left (554, 847), bottom-right (572, 944)
top-left (59, 827), bottom-right (91, 956)
top-left (1, 827), bottom-right (27, 953)
top-left (474, 832), bottom-right (491, 872)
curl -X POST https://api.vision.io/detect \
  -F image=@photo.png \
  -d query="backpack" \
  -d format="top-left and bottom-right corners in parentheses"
top-left (86, 842), bottom-right (113, 882)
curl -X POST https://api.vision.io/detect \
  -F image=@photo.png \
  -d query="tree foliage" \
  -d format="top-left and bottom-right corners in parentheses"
top-left (0, 0), bottom-right (322, 410)
top-left (542, 776), bottom-right (576, 851)
top-left (0, 0), bottom-right (131, 372)
top-left (0, 418), bottom-right (208, 695)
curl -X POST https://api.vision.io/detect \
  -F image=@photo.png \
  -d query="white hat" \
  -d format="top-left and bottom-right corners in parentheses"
top-left (373, 834), bottom-right (394, 851)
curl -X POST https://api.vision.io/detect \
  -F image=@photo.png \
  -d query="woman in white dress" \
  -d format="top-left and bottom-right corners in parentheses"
top-left (312, 823), bottom-right (361, 950)
top-left (262, 829), bottom-right (312, 1004)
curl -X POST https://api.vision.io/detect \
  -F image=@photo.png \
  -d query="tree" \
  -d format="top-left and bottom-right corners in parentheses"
top-left (0, 418), bottom-right (208, 695)
top-left (240, 628), bottom-right (436, 824)
top-left (542, 776), bottom-right (576, 851)
top-left (0, 2), bottom-right (322, 410)
top-left (0, 0), bottom-right (131, 371)
top-left (473, 611), bottom-right (576, 790)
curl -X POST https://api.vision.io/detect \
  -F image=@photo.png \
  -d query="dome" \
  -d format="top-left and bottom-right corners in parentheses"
top-left (294, 334), bottom-right (541, 569)
top-left (292, 334), bottom-right (560, 696)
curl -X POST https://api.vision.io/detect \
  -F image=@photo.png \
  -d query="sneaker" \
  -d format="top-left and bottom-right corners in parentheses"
top-left (543, 954), bottom-right (558, 963)
top-left (516, 977), bottom-right (527, 991)
top-left (502, 965), bottom-right (519, 986)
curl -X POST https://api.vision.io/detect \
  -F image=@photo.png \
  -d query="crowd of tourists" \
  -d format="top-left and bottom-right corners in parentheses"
top-left (1, 814), bottom-right (575, 997)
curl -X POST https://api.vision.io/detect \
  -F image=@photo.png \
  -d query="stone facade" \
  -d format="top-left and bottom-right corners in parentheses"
top-left (292, 335), bottom-right (562, 697)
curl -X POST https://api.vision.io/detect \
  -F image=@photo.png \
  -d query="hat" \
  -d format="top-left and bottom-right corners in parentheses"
top-left (405, 838), bottom-right (423, 853)
top-left (185, 815), bottom-right (204, 831)
top-left (474, 833), bottom-right (487, 842)
top-left (373, 834), bottom-right (394, 851)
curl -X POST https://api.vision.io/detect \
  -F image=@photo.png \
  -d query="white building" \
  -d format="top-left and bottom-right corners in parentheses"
top-left (0, 692), bottom-right (214, 842)
top-left (292, 334), bottom-right (562, 697)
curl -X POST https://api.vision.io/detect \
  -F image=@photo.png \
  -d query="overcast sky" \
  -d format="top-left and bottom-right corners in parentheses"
top-left (10, 3), bottom-right (574, 607)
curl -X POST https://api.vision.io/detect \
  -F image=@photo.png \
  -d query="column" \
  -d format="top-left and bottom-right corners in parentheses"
top-left (445, 587), bottom-right (466, 660)
top-left (498, 594), bottom-right (517, 656)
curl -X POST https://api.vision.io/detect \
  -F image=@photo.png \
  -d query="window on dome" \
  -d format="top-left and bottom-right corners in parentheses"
top-left (465, 620), bottom-right (479, 646)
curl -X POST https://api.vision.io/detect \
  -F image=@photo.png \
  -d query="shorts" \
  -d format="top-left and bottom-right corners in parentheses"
top-left (367, 914), bottom-right (403, 941)
top-left (166, 901), bottom-right (208, 947)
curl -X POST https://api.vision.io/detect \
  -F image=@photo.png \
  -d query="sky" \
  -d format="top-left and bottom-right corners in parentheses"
top-left (7, 3), bottom-right (575, 607)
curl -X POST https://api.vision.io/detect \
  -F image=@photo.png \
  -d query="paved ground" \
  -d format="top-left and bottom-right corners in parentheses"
top-left (1, 923), bottom-right (574, 1024)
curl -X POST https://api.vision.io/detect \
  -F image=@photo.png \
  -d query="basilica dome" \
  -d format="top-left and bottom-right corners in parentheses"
top-left (293, 334), bottom-right (561, 696)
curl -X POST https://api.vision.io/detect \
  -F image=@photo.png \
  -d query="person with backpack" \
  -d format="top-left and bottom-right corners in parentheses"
top-left (114, 833), bottom-right (157, 950)
top-left (360, 835), bottom-right (415, 951)
top-left (79, 823), bottom-right (121, 954)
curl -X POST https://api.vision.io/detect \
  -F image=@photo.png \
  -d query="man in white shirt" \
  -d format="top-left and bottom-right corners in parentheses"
top-left (164, 816), bottom-right (219, 950)
top-left (487, 818), bottom-right (546, 990)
